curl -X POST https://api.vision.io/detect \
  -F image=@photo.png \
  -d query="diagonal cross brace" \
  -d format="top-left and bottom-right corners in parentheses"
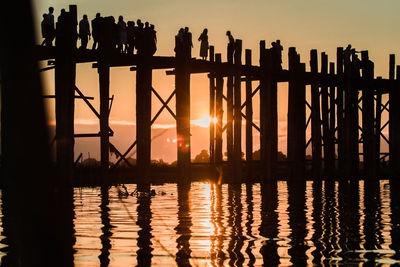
top-left (152, 87), bottom-right (176, 119)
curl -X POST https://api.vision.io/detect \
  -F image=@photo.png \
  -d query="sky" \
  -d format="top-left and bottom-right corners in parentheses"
top-left (32, 0), bottom-right (400, 162)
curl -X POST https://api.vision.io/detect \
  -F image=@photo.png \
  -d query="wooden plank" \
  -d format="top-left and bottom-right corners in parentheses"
top-left (361, 51), bottom-right (376, 179)
top-left (245, 49), bottom-right (253, 178)
top-left (215, 54), bottom-right (224, 164)
top-left (310, 49), bottom-right (321, 177)
top-left (233, 40), bottom-right (243, 182)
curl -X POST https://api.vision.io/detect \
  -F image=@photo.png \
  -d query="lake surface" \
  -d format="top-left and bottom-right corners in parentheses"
top-left (1, 180), bottom-right (400, 266)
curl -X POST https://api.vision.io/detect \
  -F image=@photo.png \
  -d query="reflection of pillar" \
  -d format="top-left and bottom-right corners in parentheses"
top-left (321, 181), bottom-right (337, 260)
top-left (311, 181), bottom-right (323, 263)
top-left (245, 184), bottom-right (256, 265)
top-left (390, 179), bottom-right (400, 259)
top-left (99, 186), bottom-right (112, 266)
top-left (136, 193), bottom-right (153, 265)
top-left (259, 182), bottom-right (279, 265)
top-left (210, 184), bottom-right (226, 265)
top-left (227, 184), bottom-right (244, 266)
top-left (175, 183), bottom-right (192, 265)
top-left (287, 181), bottom-right (308, 265)
top-left (363, 180), bottom-right (382, 262)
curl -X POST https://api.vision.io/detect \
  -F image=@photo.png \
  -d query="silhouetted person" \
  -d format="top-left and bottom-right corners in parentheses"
top-left (198, 28), bottom-right (209, 60)
top-left (226, 30), bottom-right (235, 62)
top-left (127, 21), bottom-right (135, 54)
top-left (135, 21), bottom-right (144, 54)
top-left (276, 39), bottom-right (283, 70)
top-left (91, 13), bottom-right (102, 50)
top-left (55, 8), bottom-right (66, 47)
top-left (41, 14), bottom-right (48, 46)
top-left (43, 7), bottom-right (55, 46)
top-left (117, 16), bottom-right (127, 53)
top-left (150, 24), bottom-right (157, 55)
top-left (174, 28), bottom-right (184, 53)
top-left (183, 27), bottom-right (193, 58)
top-left (78, 14), bottom-right (90, 50)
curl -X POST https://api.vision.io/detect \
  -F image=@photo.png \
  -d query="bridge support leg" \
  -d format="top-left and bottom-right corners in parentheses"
top-left (233, 40), bottom-right (242, 183)
top-left (245, 49), bottom-right (253, 179)
top-left (215, 54), bottom-right (224, 164)
top-left (136, 55), bottom-right (152, 181)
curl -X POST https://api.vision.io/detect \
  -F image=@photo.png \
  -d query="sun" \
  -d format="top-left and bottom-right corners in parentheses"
top-left (190, 115), bottom-right (217, 127)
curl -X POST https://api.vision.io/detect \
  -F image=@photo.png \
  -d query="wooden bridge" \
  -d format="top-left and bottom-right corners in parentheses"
top-left (9, 5), bottom-right (400, 183)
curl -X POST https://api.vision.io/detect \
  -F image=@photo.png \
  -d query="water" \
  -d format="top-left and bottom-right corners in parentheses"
top-left (1, 180), bottom-right (400, 266)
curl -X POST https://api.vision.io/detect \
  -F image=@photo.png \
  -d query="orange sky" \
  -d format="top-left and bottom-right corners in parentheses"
top-left (33, 0), bottom-right (399, 161)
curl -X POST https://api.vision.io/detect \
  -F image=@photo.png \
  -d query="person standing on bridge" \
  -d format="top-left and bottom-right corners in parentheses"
top-left (226, 30), bottom-right (235, 62)
top-left (183, 27), bottom-right (193, 59)
top-left (117, 16), bottom-right (127, 53)
top-left (198, 28), bottom-right (209, 60)
top-left (91, 13), bottom-right (102, 50)
top-left (126, 21), bottom-right (135, 54)
top-left (78, 15), bottom-right (91, 50)
top-left (44, 7), bottom-right (55, 46)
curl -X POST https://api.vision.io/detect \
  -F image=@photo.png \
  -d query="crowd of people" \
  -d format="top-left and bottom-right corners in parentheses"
top-left (41, 7), bottom-right (158, 56)
top-left (40, 7), bottom-right (285, 66)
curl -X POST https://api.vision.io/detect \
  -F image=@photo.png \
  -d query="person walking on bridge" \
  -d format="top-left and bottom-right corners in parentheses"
top-left (78, 15), bottom-right (91, 50)
top-left (198, 28), bottom-right (209, 60)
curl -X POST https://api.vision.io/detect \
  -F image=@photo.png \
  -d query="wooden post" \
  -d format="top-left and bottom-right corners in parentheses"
top-left (361, 51), bottom-right (376, 179)
top-left (336, 47), bottom-right (345, 175)
top-left (136, 54), bottom-right (152, 180)
top-left (288, 48), bottom-right (305, 180)
top-left (245, 49), bottom-right (253, 178)
top-left (329, 62), bottom-right (336, 173)
top-left (343, 48), bottom-right (359, 177)
top-left (320, 53), bottom-right (331, 173)
top-left (389, 55), bottom-right (400, 175)
top-left (98, 17), bottom-right (113, 172)
top-left (260, 41), bottom-right (276, 182)
top-left (375, 77), bottom-right (382, 174)
top-left (227, 42), bottom-right (234, 163)
top-left (209, 46), bottom-right (215, 164)
top-left (55, 6), bottom-right (77, 180)
top-left (175, 36), bottom-right (191, 180)
top-left (310, 49), bottom-right (321, 177)
top-left (215, 54), bottom-right (224, 164)
top-left (233, 40), bottom-right (242, 182)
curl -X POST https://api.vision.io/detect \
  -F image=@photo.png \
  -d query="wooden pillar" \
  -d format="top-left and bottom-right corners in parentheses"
top-left (233, 40), bottom-right (242, 182)
top-left (55, 6), bottom-right (77, 180)
top-left (288, 47), bottom-right (305, 180)
top-left (175, 38), bottom-right (191, 179)
top-left (343, 49), bottom-right (359, 178)
top-left (320, 53), bottom-right (331, 173)
top-left (209, 46), bottom-right (215, 164)
top-left (336, 47), bottom-right (345, 175)
top-left (215, 54), bottom-right (224, 164)
top-left (259, 41), bottom-right (274, 181)
top-left (227, 42), bottom-right (234, 163)
top-left (328, 62), bottom-right (336, 173)
top-left (310, 49), bottom-right (322, 177)
top-left (375, 77), bottom-right (382, 173)
top-left (98, 17), bottom-right (113, 172)
top-left (361, 51), bottom-right (376, 179)
top-left (245, 49), bottom-right (253, 178)
top-left (389, 55), bottom-right (400, 175)
top-left (136, 54), bottom-right (152, 180)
